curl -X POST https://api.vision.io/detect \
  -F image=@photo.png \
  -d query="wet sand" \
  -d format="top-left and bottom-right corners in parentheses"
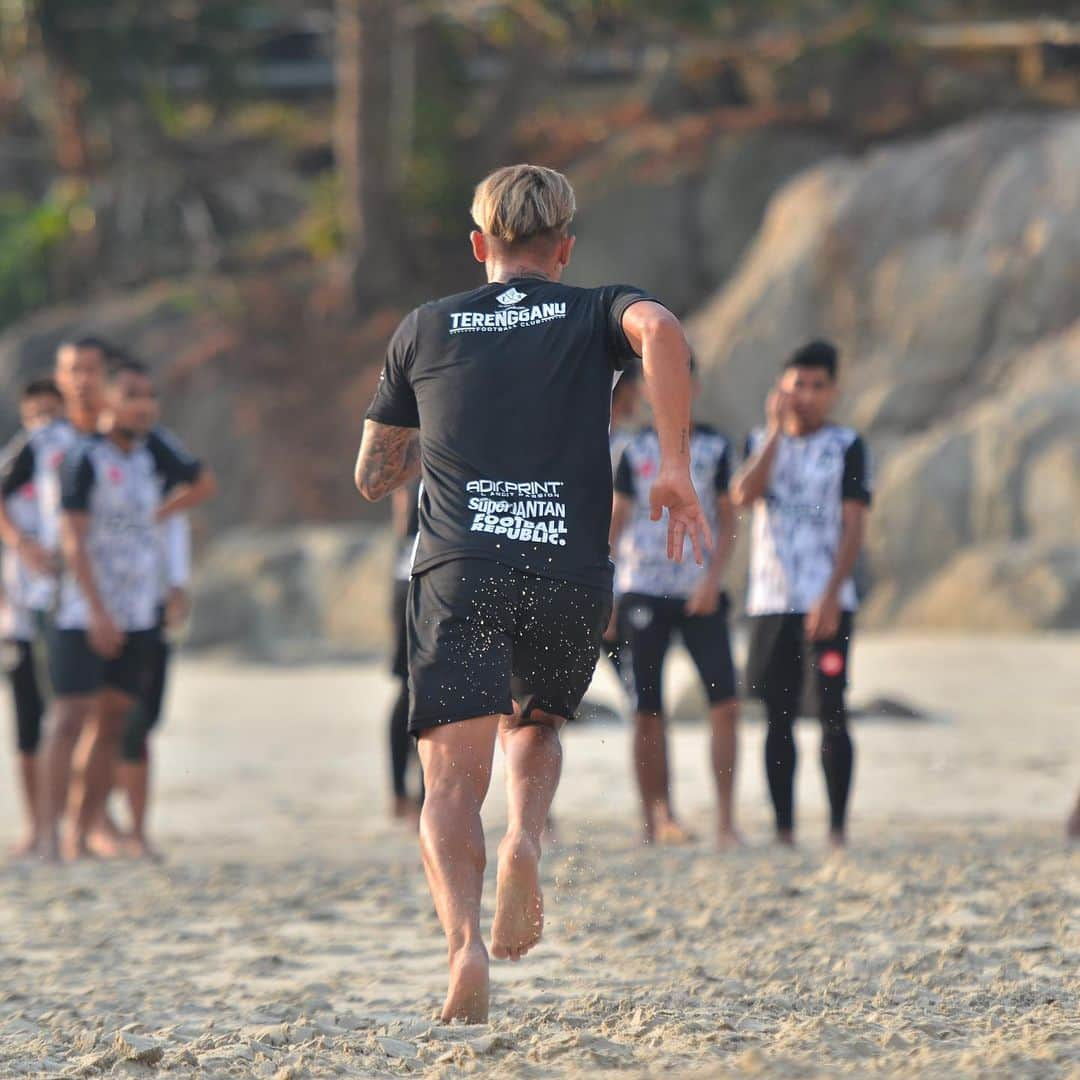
top-left (0, 634), bottom-right (1077, 1078)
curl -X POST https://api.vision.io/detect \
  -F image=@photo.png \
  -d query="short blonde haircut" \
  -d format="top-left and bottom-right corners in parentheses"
top-left (471, 164), bottom-right (576, 246)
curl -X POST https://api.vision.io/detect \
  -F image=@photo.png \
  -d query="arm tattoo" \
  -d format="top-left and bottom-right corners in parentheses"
top-left (356, 423), bottom-right (421, 501)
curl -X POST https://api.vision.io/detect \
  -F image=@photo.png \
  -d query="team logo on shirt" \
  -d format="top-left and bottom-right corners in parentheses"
top-left (466, 479), bottom-right (568, 546)
top-left (496, 287), bottom-right (527, 306)
top-left (449, 300), bottom-right (567, 334)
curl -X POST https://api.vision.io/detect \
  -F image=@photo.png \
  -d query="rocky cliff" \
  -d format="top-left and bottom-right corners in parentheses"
top-left (690, 112), bottom-right (1079, 630)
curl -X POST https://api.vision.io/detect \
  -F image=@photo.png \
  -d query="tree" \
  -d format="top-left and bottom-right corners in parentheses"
top-left (334, 0), bottom-right (409, 307)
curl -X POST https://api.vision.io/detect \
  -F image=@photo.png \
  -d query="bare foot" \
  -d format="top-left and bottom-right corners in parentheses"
top-left (716, 828), bottom-right (743, 852)
top-left (9, 834), bottom-right (40, 860)
top-left (36, 830), bottom-right (62, 864)
top-left (654, 818), bottom-right (697, 846)
top-left (1067, 799), bottom-right (1080, 842)
top-left (85, 827), bottom-right (123, 860)
top-left (828, 829), bottom-right (847, 851)
top-left (776, 829), bottom-right (796, 848)
top-left (125, 835), bottom-right (164, 862)
top-left (491, 833), bottom-right (543, 962)
top-left (442, 942), bottom-right (489, 1023)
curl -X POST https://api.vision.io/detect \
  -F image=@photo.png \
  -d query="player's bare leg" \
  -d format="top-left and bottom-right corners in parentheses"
top-left (416, 715), bottom-right (499, 1024)
top-left (633, 710), bottom-right (695, 844)
top-left (36, 696), bottom-right (93, 862)
top-left (492, 711), bottom-right (562, 962)
top-left (117, 751), bottom-right (161, 860)
top-left (74, 689), bottom-right (131, 859)
top-left (10, 753), bottom-right (41, 858)
top-left (710, 700), bottom-right (741, 849)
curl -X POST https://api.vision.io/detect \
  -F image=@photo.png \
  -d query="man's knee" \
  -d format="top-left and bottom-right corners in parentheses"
top-left (45, 701), bottom-right (90, 743)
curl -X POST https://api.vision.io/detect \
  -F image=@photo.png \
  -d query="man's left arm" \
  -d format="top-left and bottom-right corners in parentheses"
top-left (806, 435), bottom-right (872, 641)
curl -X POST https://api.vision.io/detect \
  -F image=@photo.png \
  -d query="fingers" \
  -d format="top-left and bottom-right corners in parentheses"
top-left (668, 519), bottom-right (685, 563)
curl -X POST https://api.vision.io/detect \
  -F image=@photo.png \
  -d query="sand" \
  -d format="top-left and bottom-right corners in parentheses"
top-left (0, 633), bottom-right (1077, 1078)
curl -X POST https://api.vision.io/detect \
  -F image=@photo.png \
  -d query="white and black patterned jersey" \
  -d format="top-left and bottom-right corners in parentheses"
top-left (609, 426), bottom-right (635, 477)
top-left (57, 430), bottom-right (202, 632)
top-left (158, 513), bottom-right (192, 599)
top-left (744, 424), bottom-right (872, 616)
top-left (613, 424), bottom-right (731, 599)
top-left (0, 419), bottom-right (81, 612)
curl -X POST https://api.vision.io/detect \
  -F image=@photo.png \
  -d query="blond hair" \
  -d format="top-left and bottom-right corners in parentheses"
top-left (470, 164), bottom-right (576, 246)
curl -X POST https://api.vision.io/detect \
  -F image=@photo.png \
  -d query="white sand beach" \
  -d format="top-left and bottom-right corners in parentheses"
top-left (0, 633), bottom-right (1077, 1078)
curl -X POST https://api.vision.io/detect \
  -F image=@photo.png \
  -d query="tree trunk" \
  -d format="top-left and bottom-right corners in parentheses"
top-left (334, 0), bottom-right (405, 308)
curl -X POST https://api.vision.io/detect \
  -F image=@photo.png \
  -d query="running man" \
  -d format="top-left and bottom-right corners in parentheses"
top-left (355, 164), bottom-right (709, 1023)
top-left (609, 363), bottom-right (739, 848)
top-left (387, 480), bottom-right (423, 822)
top-left (37, 359), bottom-right (215, 861)
top-left (731, 341), bottom-right (871, 849)
top-left (0, 378), bottom-right (64, 855)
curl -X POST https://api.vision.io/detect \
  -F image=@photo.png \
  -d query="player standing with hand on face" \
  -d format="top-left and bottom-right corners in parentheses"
top-left (355, 164), bottom-right (709, 1024)
top-left (732, 341), bottom-right (871, 850)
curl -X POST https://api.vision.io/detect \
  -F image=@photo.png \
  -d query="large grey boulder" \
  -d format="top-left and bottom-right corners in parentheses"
top-left (689, 113), bottom-right (1080, 630)
top-left (566, 129), bottom-right (836, 313)
top-left (187, 524), bottom-right (395, 661)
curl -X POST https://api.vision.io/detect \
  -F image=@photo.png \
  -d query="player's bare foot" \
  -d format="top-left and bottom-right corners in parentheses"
top-left (125, 835), bottom-right (163, 862)
top-left (491, 833), bottom-right (543, 961)
top-left (716, 828), bottom-right (744, 852)
top-left (828, 829), bottom-right (847, 850)
top-left (654, 816), bottom-right (697, 846)
top-left (441, 941), bottom-right (489, 1023)
top-left (9, 833), bottom-right (40, 860)
top-left (85, 827), bottom-right (123, 859)
top-left (776, 828), bottom-right (796, 848)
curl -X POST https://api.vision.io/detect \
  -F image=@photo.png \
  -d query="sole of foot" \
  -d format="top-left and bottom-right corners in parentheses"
top-left (442, 943), bottom-right (489, 1024)
top-left (491, 834), bottom-right (543, 962)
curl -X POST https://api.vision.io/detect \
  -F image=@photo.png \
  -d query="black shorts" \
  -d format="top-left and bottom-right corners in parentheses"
top-left (407, 558), bottom-right (612, 734)
top-left (620, 592), bottom-right (737, 713)
top-left (390, 578), bottom-right (409, 680)
top-left (745, 611), bottom-right (854, 705)
top-left (48, 627), bottom-right (159, 700)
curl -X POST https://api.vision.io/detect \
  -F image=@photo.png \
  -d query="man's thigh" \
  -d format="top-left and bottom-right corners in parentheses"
top-left (48, 629), bottom-right (104, 699)
top-left (407, 560), bottom-right (516, 734)
top-left (511, 575), bottom-right (611, 721)
top-left (622, 594), bottom-right (676, 714)
top-left (680, 597), bottom-right (737, 705)
top-left (417, 714), bottom-right (500, 800)
top-left (745, 614), bottom-right (804, 708)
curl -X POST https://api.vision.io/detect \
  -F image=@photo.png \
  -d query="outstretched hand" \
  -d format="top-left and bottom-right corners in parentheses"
top-left (649, 468), bottom-right (713, 565)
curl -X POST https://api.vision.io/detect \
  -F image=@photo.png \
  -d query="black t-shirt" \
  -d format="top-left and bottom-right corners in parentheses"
top-left (366, 277), bottom-right (656, 589)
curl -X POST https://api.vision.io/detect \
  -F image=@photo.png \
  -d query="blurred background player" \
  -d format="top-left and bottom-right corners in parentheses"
top-left (609, 363), bottom-right (739, 847)
top-left (115, 507), bottom-right (194, 859)
top-left (732, 341), bottom-right (872, 850)
top-left (601, 364), bottom-right (642, 690)
top-left (0, 378), bottom-right (64, 856)
top-left (387, 480), bottom-right (423, 822)
top-left (38, 359), bottom-right (215, 861)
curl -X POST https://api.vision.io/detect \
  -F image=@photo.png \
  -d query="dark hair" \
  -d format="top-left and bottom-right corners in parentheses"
top-left (61, 335), bottom-right (113, 357)
top-left (109, 356), bottom-right (152, 381)
top-left (785, 339), bottom-right (838, 379)
top-left (22, 377), bottom-right (62, 401)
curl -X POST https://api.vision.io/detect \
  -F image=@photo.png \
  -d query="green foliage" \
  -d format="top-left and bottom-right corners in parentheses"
top-left (0, 186), bottom-right (84, 325)
top-left (303, 172), bottom-right (345, 260)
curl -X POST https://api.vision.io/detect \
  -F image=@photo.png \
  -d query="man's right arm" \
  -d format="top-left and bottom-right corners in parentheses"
top-left (0, 440), bottom-right (54, 574)
top-left (730, 386), bottom-right (789, 507)
top-left (620, 300), bottom-right (711, 565)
